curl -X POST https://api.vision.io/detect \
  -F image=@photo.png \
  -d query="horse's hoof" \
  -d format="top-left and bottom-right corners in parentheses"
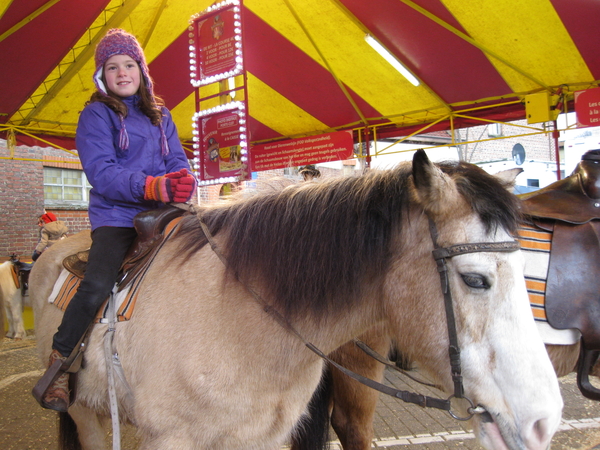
top-left (4, 334), bottom-right (23, 340)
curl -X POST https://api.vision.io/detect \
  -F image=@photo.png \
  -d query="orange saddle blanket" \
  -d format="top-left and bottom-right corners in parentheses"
top-left (48, 268), bottom-right (146, 323)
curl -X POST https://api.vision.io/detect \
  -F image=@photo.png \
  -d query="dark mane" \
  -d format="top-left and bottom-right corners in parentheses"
top-left (176, 161), bottom-right (520, 319)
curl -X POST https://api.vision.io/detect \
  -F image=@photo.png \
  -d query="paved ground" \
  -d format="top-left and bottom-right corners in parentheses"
top-left (343, 362), bottom-right (600, 450)
top-left (2, 334), bottom-right (600, 450)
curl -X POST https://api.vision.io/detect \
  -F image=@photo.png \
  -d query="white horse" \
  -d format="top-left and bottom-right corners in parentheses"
top-left (31, 151), bottom-right (563, 450)
top-left (0, 260), bottom-right (27, 340)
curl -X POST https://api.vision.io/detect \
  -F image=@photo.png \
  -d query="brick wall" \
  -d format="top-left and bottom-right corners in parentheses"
top-left (454, 120), bottom-right (557, 164)
top-left (0, 141), bottom-right (90, 261)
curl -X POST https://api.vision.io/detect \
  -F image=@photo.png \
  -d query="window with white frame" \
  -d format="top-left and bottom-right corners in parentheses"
top-left (43, 167), bottom-right (91, 206)
top-left (488, 123), bottom-right (503, 137)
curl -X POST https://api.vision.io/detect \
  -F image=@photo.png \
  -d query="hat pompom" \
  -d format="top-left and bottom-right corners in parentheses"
top-left (41, 212), bottom-right (57, 224)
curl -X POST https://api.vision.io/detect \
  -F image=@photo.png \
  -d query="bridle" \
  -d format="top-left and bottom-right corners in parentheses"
top-left (194, 206), bottom-right (521, 421)
top-left (426, 216), bottom-right (520, 419)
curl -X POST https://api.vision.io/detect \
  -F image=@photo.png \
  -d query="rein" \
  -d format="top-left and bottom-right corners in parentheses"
top-left (193, 206), bottom-right (520, 420)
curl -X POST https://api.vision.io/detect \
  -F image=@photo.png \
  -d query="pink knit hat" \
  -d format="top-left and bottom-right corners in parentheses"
top-left (93, 29), bottom-right (169, 155)
top-left (93, 28), bottom-right (153, 97)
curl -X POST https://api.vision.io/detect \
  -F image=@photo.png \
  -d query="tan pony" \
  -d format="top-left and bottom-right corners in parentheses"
top-left (30, 151), bottom-right (562, 450)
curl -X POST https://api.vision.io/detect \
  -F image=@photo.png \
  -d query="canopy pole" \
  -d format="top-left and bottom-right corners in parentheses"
top-left (552, 120), bottom-right (561, 180)
top-left (364, 128), bottom-right (371, 169)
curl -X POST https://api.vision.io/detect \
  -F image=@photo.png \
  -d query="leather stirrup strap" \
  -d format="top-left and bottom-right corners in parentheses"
top-left (577, 344), bottom-right (600, 400)
top-left (10, 264), bottom-right (20, 289)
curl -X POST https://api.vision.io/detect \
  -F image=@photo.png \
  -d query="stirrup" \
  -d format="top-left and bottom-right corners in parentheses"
top-left (32, 359), bottom-right (74, 410)
top-left (32, 344), bottom-right (85, 410)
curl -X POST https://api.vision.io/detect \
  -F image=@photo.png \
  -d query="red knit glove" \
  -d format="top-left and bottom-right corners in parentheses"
top-left (166, 168), bottom-right (196, 203)
top-left (144, 175), bottom-right (173, 202)
top-left (164, 169), bottom-right (185, 194)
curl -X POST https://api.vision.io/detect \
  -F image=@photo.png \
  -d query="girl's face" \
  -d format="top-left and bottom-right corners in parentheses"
top-left (104, 54), bottom-right (141, 98)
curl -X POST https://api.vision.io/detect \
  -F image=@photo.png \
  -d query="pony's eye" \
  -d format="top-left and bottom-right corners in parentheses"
top-left (461, 273), bottom-right (489, 289)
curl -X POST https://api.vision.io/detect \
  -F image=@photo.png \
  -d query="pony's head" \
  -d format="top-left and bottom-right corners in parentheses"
top-left (392, 151), bottom-right (561, 450)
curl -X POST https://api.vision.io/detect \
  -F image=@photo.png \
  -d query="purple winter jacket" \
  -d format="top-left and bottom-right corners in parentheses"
top-left (75, 96), bottom-right (192, 230)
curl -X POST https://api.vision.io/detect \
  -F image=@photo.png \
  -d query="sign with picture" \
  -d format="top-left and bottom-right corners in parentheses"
top-left (196, 104), bottom-right (249, 183)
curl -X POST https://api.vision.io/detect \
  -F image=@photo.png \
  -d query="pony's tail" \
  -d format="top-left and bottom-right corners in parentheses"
top-left (58, 412), bottom-right (82, 450)
top-left (290, 366), bottom-right (333, 450)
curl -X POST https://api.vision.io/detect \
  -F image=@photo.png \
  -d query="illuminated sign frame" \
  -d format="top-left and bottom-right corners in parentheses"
top-left (193, 101), bottom-right (249, 186)
top-left (189, 0), bottom-right (249, 184)
top-left (189, 0), bottom-right (244, 88)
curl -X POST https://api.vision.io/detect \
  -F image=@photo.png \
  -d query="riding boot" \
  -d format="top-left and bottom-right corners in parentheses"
top-left (39, 350), bottom-right (70, 412)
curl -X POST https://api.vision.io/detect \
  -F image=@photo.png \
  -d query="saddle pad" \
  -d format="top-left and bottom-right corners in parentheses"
top-left (518, 224), bottom-right (552, 322)
top-left (10, 264), bottom-right (20, 289)
top-left (48, 268), bottom-right (145, 323)
top-left (518, 223), bottom-right (581, 345)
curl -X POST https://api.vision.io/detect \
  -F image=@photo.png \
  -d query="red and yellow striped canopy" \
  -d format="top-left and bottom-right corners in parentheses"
top-left (1, 0), bottom-right (599, 151)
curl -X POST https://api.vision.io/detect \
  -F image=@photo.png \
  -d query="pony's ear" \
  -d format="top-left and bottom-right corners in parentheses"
top-left (411, 149), bottom-right (460, 215)
top-left (494, 168), bottom-right (523, 191)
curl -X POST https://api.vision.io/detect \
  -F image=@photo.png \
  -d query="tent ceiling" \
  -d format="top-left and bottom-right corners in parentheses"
top-left (1, 0), bottom-right (599, 151)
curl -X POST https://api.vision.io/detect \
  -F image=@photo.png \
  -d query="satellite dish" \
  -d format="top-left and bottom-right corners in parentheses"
top-left (512, 143), bottom-right (525, 165)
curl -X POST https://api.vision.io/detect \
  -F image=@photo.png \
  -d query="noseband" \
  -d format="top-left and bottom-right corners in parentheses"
top-left (195, 206), bottom-right (521, 421)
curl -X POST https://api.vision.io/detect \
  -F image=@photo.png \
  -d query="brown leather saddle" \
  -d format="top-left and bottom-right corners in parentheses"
top-left (63, 205), bottom-right (187, 287)
top-left (521, 167), bottom-right (600, 400)
top-left (10, 253), bottom-right (33, 297)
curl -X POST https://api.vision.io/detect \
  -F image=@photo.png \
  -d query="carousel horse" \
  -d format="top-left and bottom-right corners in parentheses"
top-left (293, 150), bottom-right (600, 450)
top-left (30, 151), bottom-right (562, 450)
top-left (0, 254), bottom-right (32, 339)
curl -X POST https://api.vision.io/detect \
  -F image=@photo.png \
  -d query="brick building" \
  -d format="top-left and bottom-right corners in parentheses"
top-left (0, 143), bottom-right (87, 260)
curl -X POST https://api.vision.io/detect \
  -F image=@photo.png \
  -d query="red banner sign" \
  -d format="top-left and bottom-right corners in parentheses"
top-left (250, 131), bottom-right (354, 171)
top-left (575, 88), bottom-right (600, 127)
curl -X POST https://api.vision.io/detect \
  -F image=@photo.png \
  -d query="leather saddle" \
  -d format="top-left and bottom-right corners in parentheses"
top-left (10, 254), bottom-right (33, 296)
top-left (521, 161), bottom-right (600, 399)
top-left (63, 205), bottom-right (187, 289)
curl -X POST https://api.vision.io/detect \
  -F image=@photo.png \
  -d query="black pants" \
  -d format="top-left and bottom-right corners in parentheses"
top-left (52, 226), bottom-right (137, 357)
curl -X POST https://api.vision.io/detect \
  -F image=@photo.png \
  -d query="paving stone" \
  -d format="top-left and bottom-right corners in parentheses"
top-left (3, 336), bottom-right (600, 449)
